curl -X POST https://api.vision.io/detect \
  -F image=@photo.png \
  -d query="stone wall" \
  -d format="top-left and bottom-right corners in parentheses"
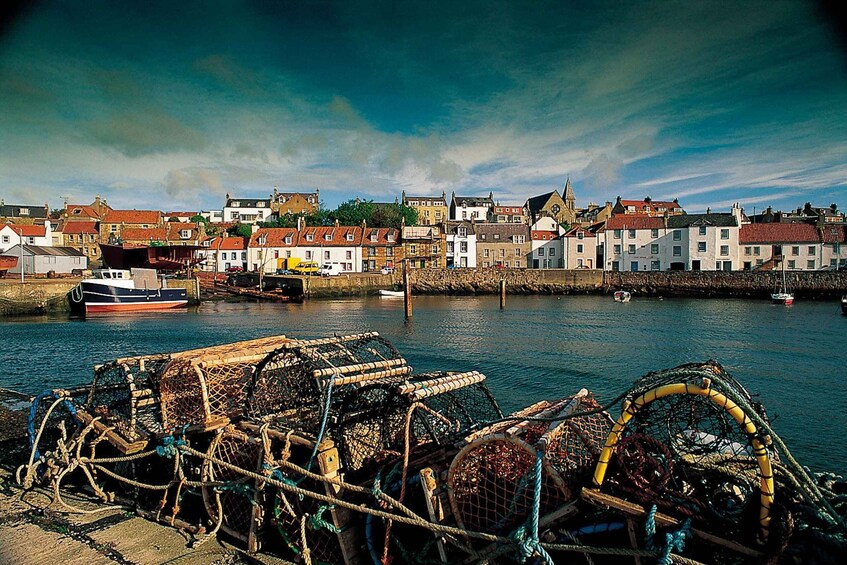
top-left (608, 270), bottom-right (847, 298)
top-left (302, 272), bottom-right (396, 297)
top-left (0, 279), bottom-right (78, 316)
top-left (409, 268), bottom-right (603, 294)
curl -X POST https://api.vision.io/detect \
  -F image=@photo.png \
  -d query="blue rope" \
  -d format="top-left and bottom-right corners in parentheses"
top-left (645, 505), bottom-right (691, 565)
top-left (304, 374), bottom-right (335, 476)
top-left (28, 390), bottom-right (78, 463)
top-left (266, 465), bottom-right (303, 501)
top-left (155, 434), bottom-right (187, 459)
top-left (514, 449), bottom-right (554, 564)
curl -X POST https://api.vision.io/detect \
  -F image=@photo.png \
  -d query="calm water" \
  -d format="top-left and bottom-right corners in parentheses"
top-left (2, 295), bottom-right (846, 471)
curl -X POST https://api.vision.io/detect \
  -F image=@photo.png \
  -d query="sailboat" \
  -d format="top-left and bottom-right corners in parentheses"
top-left (771, 259), bottom-right (794, 306)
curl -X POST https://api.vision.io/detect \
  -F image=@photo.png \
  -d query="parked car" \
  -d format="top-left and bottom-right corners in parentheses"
top-left (225, 266), bottom-right (243, 273)
top-left (291, 261), bottom-right (319, 275)
top-left (380, 266), bottom-right (394, 275)
top-left (318, 263), bottom-right (344, 277)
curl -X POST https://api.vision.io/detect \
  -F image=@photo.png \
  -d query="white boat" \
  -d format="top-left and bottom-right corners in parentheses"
top-left (379, 289), bottom-right (405, 297)
top-left (771, 261), bottom-right (794, 306)
top-left (840, 295), bottom-right (847, 316)
top-left (613, 290), bottom-right (631, 303)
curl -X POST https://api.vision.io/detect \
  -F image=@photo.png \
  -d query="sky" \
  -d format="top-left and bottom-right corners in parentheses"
top-left (1, 1), bottom-right (846, 214)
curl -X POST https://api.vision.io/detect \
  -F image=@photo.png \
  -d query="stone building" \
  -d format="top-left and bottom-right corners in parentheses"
top-left (402, 225), bottom-right (445, 268)
top-left (58, 221), bottom-right (101, 266)
top-left (100, 210), bottom-right (163, 243)
top-left (525, 179), bottom-right (576, 226)
top-left (271, 186), bottom-right (320, 216)
top-left (362, 227), bottom-right (403, 272)
top-left (475, 223), bottom-right (530, 268)
top-left (488, 205), bottom-right (527, 224)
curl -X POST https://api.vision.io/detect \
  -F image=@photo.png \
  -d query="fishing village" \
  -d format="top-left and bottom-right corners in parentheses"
top-left (3, 2), bottom-right (847, 564)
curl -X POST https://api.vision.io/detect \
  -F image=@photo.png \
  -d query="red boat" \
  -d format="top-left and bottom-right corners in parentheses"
top-left (0, 256), bottom-right (18, 275)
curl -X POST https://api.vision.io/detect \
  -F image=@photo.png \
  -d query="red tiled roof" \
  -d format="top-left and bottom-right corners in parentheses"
top-left (3, 224), bottom-right (46, 237)
top-left (363, 228), bottom-right (400, 245)
top-left (215, 236), bottom-right (247, 250)
top-left (604, 215), bottom-right (665, 230)
top-left (739, 223), bottom-right (820, 244)
top-left (65, 204), bottom-right (101, 219)
top-left (165, 222), bottom-right (201, 239)
top-left (121, 227), bottom-right (167, 241)
top-left (61, 221), bottom-right (98, 234)
top-left (165, 212), bottom-right (197, 217)
top-left (564, 226), bottom-right (596, 238)
top-left (821, 225), bottom-right (846, 244)
top-left (531, 230), bottom-right (558, 240)
top-left (249, 228), bottom-right (300, 247)
top-left (103, 209), bottom-right (161, 225)
top-left (299, 226), bottom-right (363, 246)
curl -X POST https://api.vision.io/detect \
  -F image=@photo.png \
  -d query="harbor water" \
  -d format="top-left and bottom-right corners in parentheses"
top-left (2, 295), bottom-right (846, 472)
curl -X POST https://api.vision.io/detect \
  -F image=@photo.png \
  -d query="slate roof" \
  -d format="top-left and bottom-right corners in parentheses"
top-left (525, 191), bottom-right (559, 215)
top-left (666, 214), bottom-right (737, 228)
top-left (225, 197), bottom-right (270, 208)
top-left (0, 204), bottom-right (48, 218)
top-left (475, 223), bottom-right (530, 239)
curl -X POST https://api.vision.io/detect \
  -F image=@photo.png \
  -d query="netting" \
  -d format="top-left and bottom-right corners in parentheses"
top-left (159, 335), bottom-right (290, 432)
top-left (595, 361), bottom-right (777, 545)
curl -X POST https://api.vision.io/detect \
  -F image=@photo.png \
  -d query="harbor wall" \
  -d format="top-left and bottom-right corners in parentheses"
top-left (0, 279), bottom-right (77, 316)
top-left (300, 272), bottom-right (396, 297)
top-left (406, 268), bottom-right (847, 298)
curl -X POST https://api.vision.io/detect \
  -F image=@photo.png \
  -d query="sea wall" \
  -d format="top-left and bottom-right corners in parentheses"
top-left (405, 268), bottom-right (847, 298)
top-left (166, 278), bottom-right (201, 305)
top-left (302, 272), bottom-right (396, 297)
top-left (0, 279), bottom-right (78, 316)
top-left (409, 268), bottom-right (603, 294)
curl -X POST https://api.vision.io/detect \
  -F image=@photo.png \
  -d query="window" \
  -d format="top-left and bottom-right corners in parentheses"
top-left (324, 250), bottom-right (330, 260)
top-left (549, 248), bottom-right (555, 256)
top-left (346, 250), bottom-right (352, 260)
top-left (499, 249), bottom-right (505, 257)
top-left (305, 251), bottom-right (312, 259)
top-left (699, 226), bottom-right (707, 236)
top-left (753, 246), bottom-right (760, 255)
top-left (462, 211), bottom-right (467, 219)
top-left (514, 235), bottom-right (525, 244)
top-left (180, 230), bottom-right (191, 239)
top-left (628, 244), bottom-right (635, 254)
top-left (791, 246), bottom-right (799, 256)
top-left (808, 246), bottom-right (816, 256)
top-left (756, 259), bottom-right (763, 266)
top-left (19, 208), bottom-right (29, 216)
top-left (28, 237), bottom-right (34, 244)
top-left (504, 261), bottom-right (510, 268)
top-left (241, 252), bottom-right (246, 260)
top-left (628, 229), bottom-right (636, 239)
top-left (386, 247), bottom-right (393, 257)
top-left (457, 227), bottom-right (467, 237)
top-left (483, 261), bottom-right (490, 268)
top-left (788, 260), bottom-right (796, 269)
top-left (1, 235), bottom-right (8, 244)
top-left (325, 233), bottom-right (332, 241)
top-left (515, 248), bottom-right (521, 256)
top-left (614, 230), bottom-right (621, 239)
top-left (515, 260), bottom-right (521, 267)
top-left (306, 234), bottom-right (314, 241)
top-left (538, 248), bottom-right (545, 256)
top-left (483, 249), bottom-right (490, 258)
top-left (651, 260), bottom-right (660, 270)
top-left (698, 242), bottom-right (706, 252)
top-left (807, 259), bottom-right (815, 269)
top-left (577, 231), bottom-right (584, 240)
top-left (493, 234), bottom-right (500, 240)
top-left (721, 229), bottom-right (729, 239)
top-left (673, 246), bottom-right (681, 256)
top-left (460, 242), bottom-right (467, 253)
top-left (285, 235), bottom-right (292, 244)
top-left (673, 230), bottom-right (681, 241)
top-left (369, 246), bottom-right (376, 256)
top-left (410, 244), bottom-right (417, 254)
top-left (274, 250), bottom-right (279, 259)
top-left (745, 246), bottom-right (751, 255)
top-left (577, 244), bottom-right (584, 253)
top-left (651, 243), bottom-right (659, 254)
top-left (651, 229), bottom-right (659, 238)
top-left (431, 244), bottom-right (438, 254)
top-left (613, 244), bottom-right (621, 254)
top-left (720, 245), bottom-right (729, 256)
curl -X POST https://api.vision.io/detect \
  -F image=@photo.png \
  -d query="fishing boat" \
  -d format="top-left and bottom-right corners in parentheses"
top-left (771, 261), bottom-right (794, 305)
top-left (0, 255), bottom-right (17, 275)
top-left (613, 290), bottom-right (631, 303)
top-left (71, 267), bottom-right (187, 314)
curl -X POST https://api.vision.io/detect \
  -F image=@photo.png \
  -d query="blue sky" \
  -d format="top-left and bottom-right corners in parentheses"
top-left (1, 1), bottom-right (846, 214)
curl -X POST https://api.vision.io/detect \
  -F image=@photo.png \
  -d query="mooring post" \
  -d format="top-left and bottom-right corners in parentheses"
top-left (404, 261), bottom-right (413, 319)
top-left (500, 279), bottom-right (506, 309)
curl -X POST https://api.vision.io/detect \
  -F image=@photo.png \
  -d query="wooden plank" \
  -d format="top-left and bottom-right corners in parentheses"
top-left (580, 489), bottom-right (763, 558)
top-left (75, 410), bottom-right (148, 455)
top-left (419, 467), bottom-right (449, 562)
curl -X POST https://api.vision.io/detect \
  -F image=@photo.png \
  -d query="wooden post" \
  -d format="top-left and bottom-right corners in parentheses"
top-left (499, 279), bottom-right (506, 309)
top-left (404, 261), bottom-right (412, 319)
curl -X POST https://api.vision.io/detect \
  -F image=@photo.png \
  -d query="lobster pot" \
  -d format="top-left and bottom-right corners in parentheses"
top-left (599, 362), bottom-right (776, 542)
top-left (543, 392), bottom-right (613, 490)
top-left (335, 371), bottom-right (502, 477)
top-left (446, 396), bottom-right (585, 535)
top-left (159, 335), bottom-right (290, 432)
top-left (246, 332), bottom-right (411, 428)
top-left (202, 427), bottom-right (265, 551)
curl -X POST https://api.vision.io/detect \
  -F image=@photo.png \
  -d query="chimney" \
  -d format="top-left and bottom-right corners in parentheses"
top-left (335, 218), bottom-right (340, 227)
top-left (706, 207), bottom-right (711, 214)
top-left (296, 216), bottom-right (303, 231)
top-left (663, 210), bottom-right (669, 229)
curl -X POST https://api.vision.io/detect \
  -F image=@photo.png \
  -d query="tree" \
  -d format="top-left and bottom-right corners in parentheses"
top-left (190, 214), bottom-right (207, 224)
top-left (369, 203), bottom-right (417, 229)
top-left (168, 216), bottom-right (181, 222)
top-left (227, 224), bottom-right (253, 238)
top-left (329, 199), bottom-right (374, 226)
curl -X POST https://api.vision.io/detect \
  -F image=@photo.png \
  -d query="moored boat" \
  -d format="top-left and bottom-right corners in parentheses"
top-left (771, 260), bottom-right (794, 305)
top-left (841, 295), bottom-right (847, 315)
top-left (613, 290), bottom-right (631, 303)
top-left (71, 267), bottom-right (187, 314)
top-left (378, 289), bottom-right (405, 297)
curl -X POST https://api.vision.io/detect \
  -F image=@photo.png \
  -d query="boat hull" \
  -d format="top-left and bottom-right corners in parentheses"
top-left (841, 297), bottom-right (847, 315)
top-left (79, 281), bottom-right (188, 314)
top-left (379, 290), bottom-right (405, 297)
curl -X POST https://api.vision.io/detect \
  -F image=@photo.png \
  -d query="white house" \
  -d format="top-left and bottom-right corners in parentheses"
top-left (247, 228), bottom-right (300, 273)
top-left (0, 221), bottom-right (53, 253)
top-left (739, 222), bottom-right (824, 271)
top-left (821, 225), bottom-right (847, 270)
top-left (199, 236), bottom-right (248, 272)
top-left (1, 244), bottom-right (86, 275)
top-left (529, 217), bottom-right (565, 269)
top-left (445, 221), bottom-right (477, 268)
top-left (563, 225), bottom-right (599, 269)
top-left (294, 226), bottom-right (363, 273)
top-left (223, 195), bottom-right (272, 224)
top-left (450, 192), bottom-right (494, 222)
top-left (200, 210), bottom-right (224, 223)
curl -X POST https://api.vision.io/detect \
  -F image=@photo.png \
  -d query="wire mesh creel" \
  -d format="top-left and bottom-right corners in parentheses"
top-left (159, 335), bottom-right (291, 432)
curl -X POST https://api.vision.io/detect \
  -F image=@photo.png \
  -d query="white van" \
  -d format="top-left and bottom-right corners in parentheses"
top-left (318, 263), bottom-right (344, 277)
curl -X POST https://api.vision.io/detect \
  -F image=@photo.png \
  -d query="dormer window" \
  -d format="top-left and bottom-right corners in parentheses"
top-left (284, 235), bottom-right (292, 245)
top-left (325, 233), bottom-right (333, 241)
top-left (257, 202), bottom-right (265, 207)
top-left (73, 209), bottom-right (81, 215)
top-left (258, 235), bottom-right (267, 245)
top-left (458, 227), bottom-right (467, 237)
top-left (180, 230), bottom-right (191, 239)
top-left (346, 233), bottom-right (354, 241)
top-left (306, 234), bottom-right (314, 242)
top-left (233, 201), bottom-right (240, 207)
top-left (387, 233), bottom-right (396, 242)
top-left (370, 233), bottom-right (378, 242)
top-left (577, 232), bottom-right (584, 240)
